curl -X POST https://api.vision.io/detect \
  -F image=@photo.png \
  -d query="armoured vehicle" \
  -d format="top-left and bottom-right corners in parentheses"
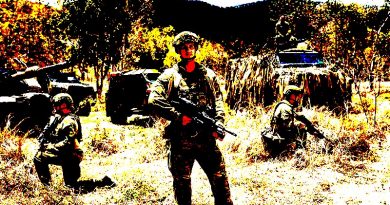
top-left (105, 69), bottom-right (160, 124)
top-left (269, 48), bottom-right (352, 108)
top-left (47, 71), bottom-right (96, 116)
top-left (225, 48), bottom-right (352, 111)
top-left (0, 62), bottom-right (71, 133)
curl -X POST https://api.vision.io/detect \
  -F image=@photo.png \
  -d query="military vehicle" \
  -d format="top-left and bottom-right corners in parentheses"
top-left (0, 61), bottom-right (71, 133)
top-left (47, 71), bottom-right (96, 116)
top-left (269, 48), bottom-right (352, 107)
top-left (225, 48), bottom-right (352, 110)
top-left (105, 69), bottom-right (160, 124)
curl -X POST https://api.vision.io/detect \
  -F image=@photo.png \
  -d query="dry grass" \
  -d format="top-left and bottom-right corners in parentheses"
top-left (1, 91), bottom-right (389, 204)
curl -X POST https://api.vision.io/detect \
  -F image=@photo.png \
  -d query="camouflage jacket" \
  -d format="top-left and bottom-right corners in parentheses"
top-left (44, 113), bottom-right (82, 152)
top-left (271, 100), bottom-right (300, 139)
top-left (148, 62), bottom-right (225, 129)
top-left (275, 20), bottom-right (291, 37)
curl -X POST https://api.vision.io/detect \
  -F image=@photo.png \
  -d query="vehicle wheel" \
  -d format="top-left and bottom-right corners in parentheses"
top-left (110, 114), bottom-right (127, 124)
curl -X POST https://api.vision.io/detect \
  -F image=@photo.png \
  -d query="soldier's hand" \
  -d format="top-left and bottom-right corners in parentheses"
top-left (73, 149), bottom-right (84, 161)
top-left (181, 115), bottom-right (192, 126)
top-left (212, 131), bottom-right (224, 141)
top-left (298, 122), bottom-right (306, 129)
top-left (45, 143), bottom-right (59, 152)
top-left (213, 122), bottom-right (226, 141)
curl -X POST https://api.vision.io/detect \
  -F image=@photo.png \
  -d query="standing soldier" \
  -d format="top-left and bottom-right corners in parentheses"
top-left (262, 85), bottom-right (325, 158)
top-left (275, 15), bottom-right (297, 49)
top-left (34, 93), bottom-right (83, 188)
top-left (148, 31), bottom-right (233, 205)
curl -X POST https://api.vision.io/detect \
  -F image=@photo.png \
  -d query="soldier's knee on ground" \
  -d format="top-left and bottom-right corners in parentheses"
top-left (34, 158), bottom-right (51, 186)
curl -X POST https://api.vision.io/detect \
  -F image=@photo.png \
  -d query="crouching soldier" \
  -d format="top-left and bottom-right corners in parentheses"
top-left (262, 85), bottom-right (325, 158)
top-left (34, 93), bottom-right (83, 188)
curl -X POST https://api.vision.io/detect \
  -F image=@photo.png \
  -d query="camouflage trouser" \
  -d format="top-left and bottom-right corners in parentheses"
top-left (168, 134), bottom-right (233, 205)
top-left (33, 150), bottom-right (81, 187)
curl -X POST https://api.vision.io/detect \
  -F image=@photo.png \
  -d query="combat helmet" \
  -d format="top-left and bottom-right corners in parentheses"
top-left (173, 31), bottom-right (200, 53)
top-left (283, 85), bottom-right (303, 99)
top-left (53, 93), bottom-right (74, 110)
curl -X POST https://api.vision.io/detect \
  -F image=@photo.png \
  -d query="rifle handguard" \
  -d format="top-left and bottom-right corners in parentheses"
top-left (171, 97), bottom-right (237, 137)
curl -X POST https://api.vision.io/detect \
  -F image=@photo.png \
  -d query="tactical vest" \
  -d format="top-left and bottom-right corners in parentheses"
top-left (166, 63), bottom-right (216, 111)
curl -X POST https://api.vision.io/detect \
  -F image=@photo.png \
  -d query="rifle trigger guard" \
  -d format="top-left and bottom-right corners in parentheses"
top-left (190, 131), bottom-right (199, 138)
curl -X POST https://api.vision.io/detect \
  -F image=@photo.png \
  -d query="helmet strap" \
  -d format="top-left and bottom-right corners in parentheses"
top-left (179, 58), bottom-right (196, 73)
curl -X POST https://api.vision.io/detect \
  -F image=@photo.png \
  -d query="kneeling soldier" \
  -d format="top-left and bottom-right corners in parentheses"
top-left (34, 93), bottom-right (83, 188)
top-left (263, 85), bottom-right (325, 158)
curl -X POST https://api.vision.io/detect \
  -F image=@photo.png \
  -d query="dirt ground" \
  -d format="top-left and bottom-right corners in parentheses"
top-left (78, 109), bottom-right (390, 205)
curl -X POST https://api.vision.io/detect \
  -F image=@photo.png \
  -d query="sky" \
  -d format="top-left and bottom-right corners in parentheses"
top-left (34, 0), bottom-right (387, 9)
top-left (199, 0), bottom-right (387, 8)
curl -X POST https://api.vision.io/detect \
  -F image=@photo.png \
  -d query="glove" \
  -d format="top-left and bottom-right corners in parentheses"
top-left (73, 149), bottom-right (84, 161)
top-left (212, 122), bottom-right (225, 141)
top-left (181, 115), bottom-right (192, 126)
top-left (44, 143), bottom-right (59, 152)
top-left (212, 131), bottom-right (224, 141)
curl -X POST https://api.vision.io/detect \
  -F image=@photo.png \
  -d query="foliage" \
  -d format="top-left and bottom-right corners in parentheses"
top-left (310, 2), bottom-right (389, 81)
top-left (196, 40), bottom-right (230, 74)
top-left (1, 92), bottom-right (389, 204)
top-left (261, 1), bottom-right (389, 84)
top-left (59, 0), bottom-right (151, 95)
top-left (0, 1), bottom-right (389, 204)
top-left (266, 0), bottom-right (317, 40)
top-left (123, 24), bottom-right (176, 70)
top-left (122, 24), bottom-right (229, 74)
top-left (0, 0), bottom-right (68, 69)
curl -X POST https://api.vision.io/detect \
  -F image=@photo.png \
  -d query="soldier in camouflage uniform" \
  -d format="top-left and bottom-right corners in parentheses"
top-left (275, 15), bottom-right (297, 50)
top-left (148, 31), bottom-right (233, 205)
top-left (263, 85), bottom-right (307, 158)
top-left (34, 93), bottom-right (83, 188)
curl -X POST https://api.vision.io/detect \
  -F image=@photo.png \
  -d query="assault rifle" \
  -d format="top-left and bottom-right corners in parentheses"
top-left (38, 115), bottom-right (61, 150)
top-left (171, 97), bottom-right (237, 138)
top-left (295, 114), bottom-right (334, 143)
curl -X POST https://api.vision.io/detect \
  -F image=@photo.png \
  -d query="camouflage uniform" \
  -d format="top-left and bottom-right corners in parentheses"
top-left (275, 15), bottom-right (297, 49)
top-left (275, 18), bottom-right (291, 40)
top-left (149, 62), bottom-right (233, 205)
top-left (34, 112), bottom-right (83, 187)
top-left (264, 100), bottom-right (306, 157)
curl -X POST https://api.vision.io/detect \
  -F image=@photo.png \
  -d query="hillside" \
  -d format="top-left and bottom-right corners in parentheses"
top-left (153, 0), bottom-right (273, 44)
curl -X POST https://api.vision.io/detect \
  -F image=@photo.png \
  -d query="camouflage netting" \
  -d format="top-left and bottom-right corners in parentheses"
top-left (224, 53), bottom-right (275, 108)
top-left (224, 52), bottom-right (352, 110)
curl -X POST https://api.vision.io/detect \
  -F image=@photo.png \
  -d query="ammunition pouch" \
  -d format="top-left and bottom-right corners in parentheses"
top-left (163, 122), bottom-right (204, 140)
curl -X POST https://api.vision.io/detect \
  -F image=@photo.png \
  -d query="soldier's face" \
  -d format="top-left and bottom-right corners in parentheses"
top-left (179, 42), bottom-right (196, 59)
top-left (54, 103), bottom-right (71, 114)
top-left (291, 93), bottom-right (303, 107)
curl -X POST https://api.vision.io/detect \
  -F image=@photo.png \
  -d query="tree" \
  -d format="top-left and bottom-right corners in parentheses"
top-left (60, 0), bottom-right (151, 96)
top-left (124, 24), bottom-right (175, 70)
top-left (0, 0), bottom-right (68, 69)
top-left (310, 2), bottom-right (389, 82)
top-left (266, 0), bottom-right (317, 40)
